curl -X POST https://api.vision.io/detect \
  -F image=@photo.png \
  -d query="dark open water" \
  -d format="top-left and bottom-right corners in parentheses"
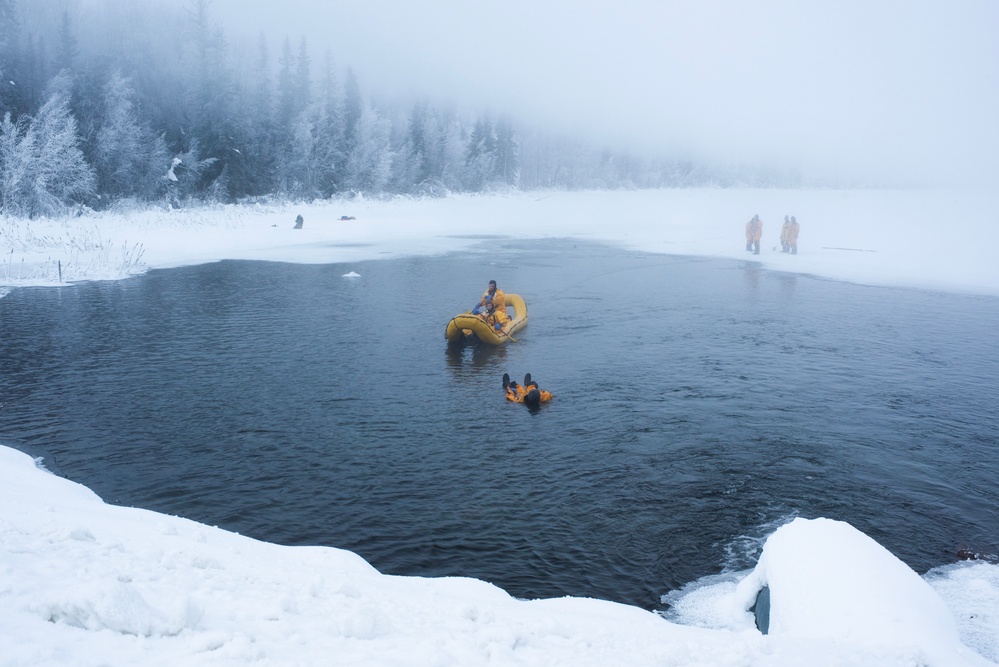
top-left (1, 239), bottom-right (997, 611)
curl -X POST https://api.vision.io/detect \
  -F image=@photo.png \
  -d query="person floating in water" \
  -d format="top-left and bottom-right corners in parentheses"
top-left (503, 373), bottom-right (553, 408)
top-left (745, 215), bottom-right (763, 255)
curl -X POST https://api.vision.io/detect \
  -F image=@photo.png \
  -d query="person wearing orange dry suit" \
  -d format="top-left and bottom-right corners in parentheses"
top-left (745, 215), bottom-right (763, 255)
top-left (787, 216), bottom-right (800, 255)
top-left (477, 280), bottom-right (506, 314)
top-left (780, 215), bottom-right (792, 253)
top-left (478, 300), bottom-right (509, 333)
top-left (503, 373), bottom-right (553, 407)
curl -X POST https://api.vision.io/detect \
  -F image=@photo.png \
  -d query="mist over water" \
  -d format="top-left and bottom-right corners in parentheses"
top-left (1, 239), bottom-right (997, 610)
top-left (202, 0), bottom-right (999, 187)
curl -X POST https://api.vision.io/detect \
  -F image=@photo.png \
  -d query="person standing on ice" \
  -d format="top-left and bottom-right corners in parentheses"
top-left (780, 215), bottom-right (792, 252)
top-left (788, 216), bottom-right (800, 255)
top-left (745, 215), bottom-right (763, 255)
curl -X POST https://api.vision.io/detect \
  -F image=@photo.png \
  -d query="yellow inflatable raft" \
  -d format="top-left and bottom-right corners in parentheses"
top-left (444, 293), bottom-right (528, 345)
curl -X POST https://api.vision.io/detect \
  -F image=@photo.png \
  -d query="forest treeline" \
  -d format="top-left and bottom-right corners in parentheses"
top-left (0, 0), bottom-right (799, 218)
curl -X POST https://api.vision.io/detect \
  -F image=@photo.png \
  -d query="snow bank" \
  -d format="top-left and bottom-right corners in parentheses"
top-left (2, 445), bottom-right (996, 666)
top-left (735, 518), bottom-right (992, 665)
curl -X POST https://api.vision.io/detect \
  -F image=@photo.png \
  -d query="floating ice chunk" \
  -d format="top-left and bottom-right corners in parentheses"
top-left (342, 271), bottom-right (361, 278)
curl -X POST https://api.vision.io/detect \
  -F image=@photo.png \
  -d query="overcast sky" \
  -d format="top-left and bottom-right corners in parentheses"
top-left (190, 1), bottom-right (999, 186)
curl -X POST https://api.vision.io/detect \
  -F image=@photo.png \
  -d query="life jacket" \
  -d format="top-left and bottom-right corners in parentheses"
top-left (505, 383), bottom-right (526, 402)
top-left (506, 383), bottom-right (552, 403)
top-left (480, 308), bottom-right (508, 331)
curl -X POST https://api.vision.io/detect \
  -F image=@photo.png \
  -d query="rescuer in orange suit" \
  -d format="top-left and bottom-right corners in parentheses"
top-left (745, 215), bottom-right (763, 255)
top-left (478, 300), bottom-right (508, 331)
top-left (787, 216), bottom-right (800, 255)
top-left (477, 280), bottom-right (506, 313)
top-left (780, 215), bottom-right (792, 252)
top-left (503, 373), bottom-right (553, 407)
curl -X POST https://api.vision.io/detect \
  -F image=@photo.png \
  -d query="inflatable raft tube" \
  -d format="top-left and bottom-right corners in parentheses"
top-left (445, 293), bottom-right (528, 345)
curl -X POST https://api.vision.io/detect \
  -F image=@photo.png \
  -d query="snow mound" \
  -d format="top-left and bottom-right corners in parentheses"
top-left (735, 517), bottom-right (993, 665)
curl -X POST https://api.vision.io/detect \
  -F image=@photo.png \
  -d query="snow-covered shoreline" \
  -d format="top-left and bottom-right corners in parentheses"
top-left (3, 188), bottom-right (998, 297)
top-left (2, 444), bottom-right (996, 666)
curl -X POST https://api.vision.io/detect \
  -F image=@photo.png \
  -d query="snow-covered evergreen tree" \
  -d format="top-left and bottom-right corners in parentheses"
top-left (182, 0), bottom-right (251, 201)
top-left (464, 116), bottom-right (495, 191)
top-left (493, 115), bottom-right (518, 186)
top-left (0, 0), bottom-right (15, 97)
top-left (341, 102), bottom-right (391, 194)
top-left (276, 38), bottom-right (296, 146)
top-left (52, 10), bottom-right (78, 74)
top-left (294, 37), bottom-right (311, 112)
top-left (241, 32), bottom-right (278, 197)
top-left (0, 0), bottom-right (740, 213)
top-left (93, 71), bottom-right (169, 204)
top-left (317, 50), bottom-right (345, 195)
top-left (341, 68), bottom-right (362, 159)
top-left (286, 101), bottom-right (340, 199)
top-left (20, 75), bottom-right (96, 216)
top-left (164, 141), bottom-right (217, 208)
top-left (389, 102), bottom-right (431, 194)
top-left (0, 111), bottom-right (32, 216)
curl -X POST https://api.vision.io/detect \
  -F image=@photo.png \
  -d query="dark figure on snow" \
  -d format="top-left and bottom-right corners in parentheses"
top-left (745, 215), bottom-right (763, 255)
top-left (294, 214), bottom-right (304, 229)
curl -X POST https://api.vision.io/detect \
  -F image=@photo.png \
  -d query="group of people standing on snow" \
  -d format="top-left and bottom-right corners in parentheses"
top-left (745, 215), bottom-right (800, 255)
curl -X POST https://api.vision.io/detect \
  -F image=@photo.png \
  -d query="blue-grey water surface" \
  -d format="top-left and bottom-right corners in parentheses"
top-left (1, 239), bottom-right (997, 611)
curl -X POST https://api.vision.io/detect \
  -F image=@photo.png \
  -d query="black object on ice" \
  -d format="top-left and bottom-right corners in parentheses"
top-left (750, 586), bottom-right (771, 635)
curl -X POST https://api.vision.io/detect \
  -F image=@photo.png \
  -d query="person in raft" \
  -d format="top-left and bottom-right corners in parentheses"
top-left (474, 280), bottom-right (506, 314)
top-left (503, 373), bottom-right (553, 408)
top-left (477, 300), bottom-right (509, 332)
top-left (745, 215), bottom-right (763, 255)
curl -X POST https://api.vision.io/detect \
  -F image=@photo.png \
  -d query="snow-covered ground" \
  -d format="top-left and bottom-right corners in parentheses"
top-left (2, 188), bottom-right (998, 295)
top-left (2, 188), bottom-right (998, 666)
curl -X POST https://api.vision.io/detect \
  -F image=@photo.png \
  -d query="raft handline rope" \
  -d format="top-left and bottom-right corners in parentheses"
top-left (446, 314), bottom-right (519, 344)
